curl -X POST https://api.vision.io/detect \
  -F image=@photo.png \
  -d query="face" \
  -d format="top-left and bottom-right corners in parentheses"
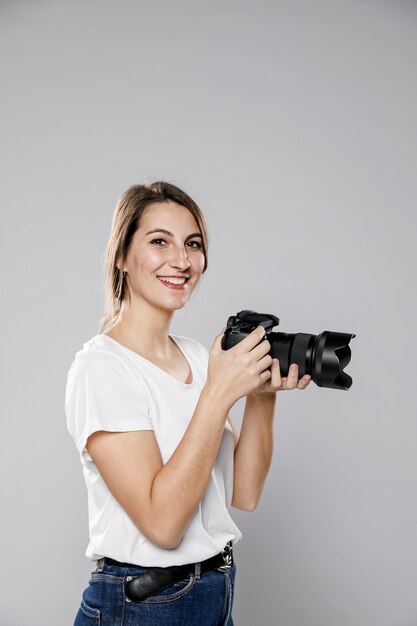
top-left (121, 201), bottom-right (205, 312)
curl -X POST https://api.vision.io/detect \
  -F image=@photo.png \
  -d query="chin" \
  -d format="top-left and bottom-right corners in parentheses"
top-left (153, 297), bottom-right (189, 312)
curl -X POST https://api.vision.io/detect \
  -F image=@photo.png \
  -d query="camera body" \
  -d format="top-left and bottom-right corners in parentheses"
top-left (221, 310), bottom-right (356, 391)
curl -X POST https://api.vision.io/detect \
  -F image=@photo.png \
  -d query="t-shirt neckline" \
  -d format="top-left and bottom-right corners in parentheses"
top-left (96, 333), bottom-right (196, 389)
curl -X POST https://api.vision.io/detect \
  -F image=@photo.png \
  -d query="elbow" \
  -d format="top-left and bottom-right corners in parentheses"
top-left (131, 497), bottom-right (183, 549)
top-left (141, 524), bottom-right (181, 550)
top-left (232, 498), bottom-right (258, 512)
top-left (141, 527), bottom-right (180, 550)
top-left (242, 501), bottom-right (258, 512)
top-left (157, 527), bottom-right (182, 549)
top-left (232, 485), bottom-right (259, 511)
top-left (138, 516), bottom-right (183, 550)
top-left (154, 534), bottom-right (179, 550)
top-left (164, 536), bottom-right (182, 550)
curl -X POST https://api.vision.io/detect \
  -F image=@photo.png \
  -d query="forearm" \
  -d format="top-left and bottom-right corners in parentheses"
top-left (150, 383), bottom-right (232, 547)
top-left (232, 393), bottom-right (276, 510)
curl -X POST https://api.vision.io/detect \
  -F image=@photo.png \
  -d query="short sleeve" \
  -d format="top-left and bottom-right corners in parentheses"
top-left (65, 354), bottom-right (154, 455)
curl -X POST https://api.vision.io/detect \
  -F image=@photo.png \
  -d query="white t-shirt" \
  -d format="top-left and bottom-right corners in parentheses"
top-left (65, 332), bottom-right (243, 567)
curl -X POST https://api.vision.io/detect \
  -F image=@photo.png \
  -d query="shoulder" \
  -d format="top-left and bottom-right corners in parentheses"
top-left (65, 335), bottom-right (150, 418)
top-left (66, 335), bottom-right (132, 388)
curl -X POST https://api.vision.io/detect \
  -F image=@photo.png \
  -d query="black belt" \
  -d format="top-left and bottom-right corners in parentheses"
top-left (99, 541), bottom-right (234, 603)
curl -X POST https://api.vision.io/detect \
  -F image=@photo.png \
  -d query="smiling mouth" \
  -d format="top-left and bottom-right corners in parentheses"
top-left (157, 276), bottom-right (190, 285)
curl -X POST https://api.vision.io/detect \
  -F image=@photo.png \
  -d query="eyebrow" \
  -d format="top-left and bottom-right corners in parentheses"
top-left (145, 228), bottom-right (203, 239)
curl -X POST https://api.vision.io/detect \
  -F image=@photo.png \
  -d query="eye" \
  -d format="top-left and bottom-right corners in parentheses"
top-left (150, 238), bottom-right (202, 249)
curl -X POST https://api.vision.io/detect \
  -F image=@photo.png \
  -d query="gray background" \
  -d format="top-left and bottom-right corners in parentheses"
top-left (1, 1), bottom-right (416, 625)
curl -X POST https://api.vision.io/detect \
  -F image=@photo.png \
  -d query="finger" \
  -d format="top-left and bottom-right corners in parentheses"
top-left (297, 375), bottom-right (311, 390)
top-left (271, 358), bottom-right (282, 387)
top-left (234, 325), bottom-right (267, 353)
top-left (259, 368), bottom-right (272, 384)
top-left (252, 339), bottom-right (272, 361)
top-left (286, 363), bottom-right (298, 390)
top-left (257, 353), bottom-right (273, 373)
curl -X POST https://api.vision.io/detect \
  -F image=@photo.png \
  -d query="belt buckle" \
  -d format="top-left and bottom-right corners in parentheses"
top-left (216, 542), bottom-right (233, 572)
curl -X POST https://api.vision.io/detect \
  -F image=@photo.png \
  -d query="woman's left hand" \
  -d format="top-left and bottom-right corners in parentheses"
top-left (249, 359), bottom-right (311, 399)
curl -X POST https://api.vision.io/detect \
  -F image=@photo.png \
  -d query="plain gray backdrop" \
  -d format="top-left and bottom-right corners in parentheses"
top-left (1, 1), bottom-right (416, 625)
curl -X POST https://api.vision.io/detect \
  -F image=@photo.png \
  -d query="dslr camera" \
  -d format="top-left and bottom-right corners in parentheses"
top-left (221, 310), bottom-right (356, 391)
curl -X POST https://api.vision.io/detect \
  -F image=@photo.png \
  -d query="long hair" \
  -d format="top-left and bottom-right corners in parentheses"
top-left (98, 181), bottom-right (209, 333)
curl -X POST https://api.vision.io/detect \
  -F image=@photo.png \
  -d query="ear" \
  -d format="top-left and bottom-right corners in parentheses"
top-left (116, 258), bottom-right (126, 272)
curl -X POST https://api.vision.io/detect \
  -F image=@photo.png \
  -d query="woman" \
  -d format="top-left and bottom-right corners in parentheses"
top-left (65, 181), bottom-right (311, 625)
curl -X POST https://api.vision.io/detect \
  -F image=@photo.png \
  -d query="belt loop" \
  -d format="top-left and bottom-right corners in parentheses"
top-left (194, 561), bottom-right (201, 580)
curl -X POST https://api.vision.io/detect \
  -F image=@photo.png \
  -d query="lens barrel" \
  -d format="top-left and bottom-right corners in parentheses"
top-left (269, 330), bottom-right (355, 390)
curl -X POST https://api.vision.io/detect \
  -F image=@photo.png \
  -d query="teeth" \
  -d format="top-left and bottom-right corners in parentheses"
top-left (157, 276), bottom-right (187, 285)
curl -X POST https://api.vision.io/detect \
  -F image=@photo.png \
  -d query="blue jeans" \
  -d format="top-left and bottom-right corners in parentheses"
top-left (74, 557), bottom-right (237, 625)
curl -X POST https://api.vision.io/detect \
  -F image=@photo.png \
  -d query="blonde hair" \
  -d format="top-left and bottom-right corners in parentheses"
top-left (98, 181), bottom-right (209, 333)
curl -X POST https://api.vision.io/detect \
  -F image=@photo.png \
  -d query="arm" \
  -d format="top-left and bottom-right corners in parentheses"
top-left (231, 358), bottom-right (312, 511)
top-left (87, 382), bottom-right (232, 550)
top-left (231, 392), bottom-right (276, 511)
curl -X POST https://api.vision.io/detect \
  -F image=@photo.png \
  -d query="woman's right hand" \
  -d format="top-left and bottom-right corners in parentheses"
top-left (206, 325), bottom-right (273, 406)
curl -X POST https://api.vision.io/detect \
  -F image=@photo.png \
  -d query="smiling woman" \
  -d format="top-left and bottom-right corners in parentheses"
top-left (65, 180), bottom-right (250, 626)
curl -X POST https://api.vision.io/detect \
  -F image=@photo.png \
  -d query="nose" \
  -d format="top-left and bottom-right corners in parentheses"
top-left (169, 245), bottom-right (191, 271)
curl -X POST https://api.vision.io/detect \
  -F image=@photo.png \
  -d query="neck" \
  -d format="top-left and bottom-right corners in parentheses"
top-left (107, 298), bottom-right (176, 359)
